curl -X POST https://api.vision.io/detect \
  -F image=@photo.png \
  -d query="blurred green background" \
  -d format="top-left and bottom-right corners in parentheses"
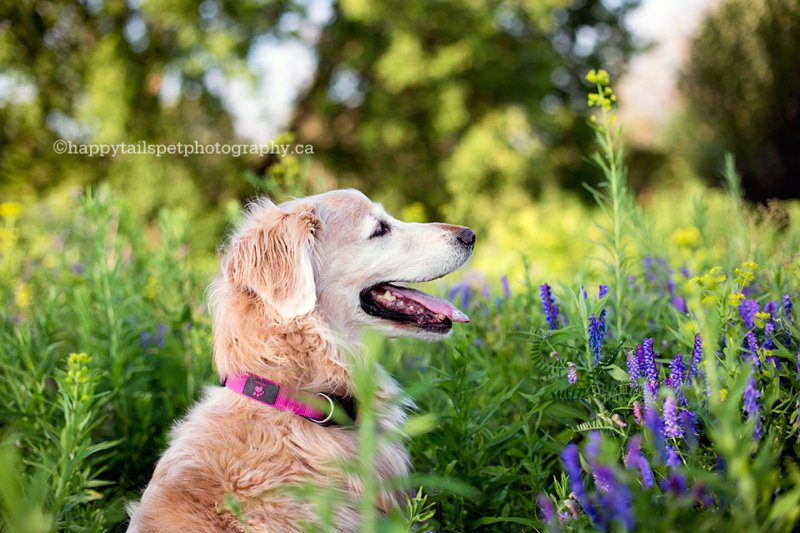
top-left (1, 0), bottom-right (799, 271)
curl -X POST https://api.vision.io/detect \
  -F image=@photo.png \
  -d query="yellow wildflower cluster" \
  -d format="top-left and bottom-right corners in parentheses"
top-left (671, 226), bottom-right (701, 248)
top-left (691, 267), bottom-right (727, 290)
top-left (587, 86), bottom-right (617, 111)
top-left (754, 311), bottom-right (772, 329)
top-left (585, 69), bottom-right (610, 86)
top-left (734, 262), bottom-right (758, 287)
top-left (728, 292), bottom-right (745, 306)
top-left (66, 352), bottom-right (91, 385)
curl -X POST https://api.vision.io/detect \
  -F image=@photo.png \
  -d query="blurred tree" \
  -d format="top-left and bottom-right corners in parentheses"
top-left (682, 0), bottom-right (800, 201)
top-left (0, 0), bottom-right (314, 247)
top-left (1, 0), bottom-right (641, 234)
top-left (288, 0), bottom-right (641, 221)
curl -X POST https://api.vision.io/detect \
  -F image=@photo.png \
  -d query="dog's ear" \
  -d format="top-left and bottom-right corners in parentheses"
top-left (224, 203), bottom-right (319, 318)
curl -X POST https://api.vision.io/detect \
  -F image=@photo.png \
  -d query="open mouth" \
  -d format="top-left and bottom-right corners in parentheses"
top-left (359, 282), bottom-right (470, 334)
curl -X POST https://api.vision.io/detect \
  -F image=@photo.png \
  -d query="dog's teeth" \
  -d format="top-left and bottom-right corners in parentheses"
top-left (396, 301), bottom-right (405, 309)
top-left (381, 290), bottom-right (396, 302)
top-left (436, 313), bottom-right (446, 321)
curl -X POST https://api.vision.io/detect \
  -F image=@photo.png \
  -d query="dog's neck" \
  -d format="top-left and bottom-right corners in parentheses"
top-left (213, 289), bottom-right (356, 396)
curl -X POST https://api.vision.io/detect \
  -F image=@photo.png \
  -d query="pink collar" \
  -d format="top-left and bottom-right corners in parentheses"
top-left (223, 373), bottom-right (354, 426)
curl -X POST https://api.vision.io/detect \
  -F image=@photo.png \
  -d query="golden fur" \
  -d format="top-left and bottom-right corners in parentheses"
top-left (128, 189), bottom-right (473, 532)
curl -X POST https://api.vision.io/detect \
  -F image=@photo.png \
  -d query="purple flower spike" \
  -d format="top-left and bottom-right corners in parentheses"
top-left (743, 375), bottom-right (763, 441)
top-left (540, 283), bottom-right (560, 330)
top-left (665, 354), bottom-right (685, 390)
top-left (739, 299), bottom-right (759, 330)
top-left (663, 396), bottom-right (682, 439)
top-left (537, 494), bottom-right (556, 524)
top-left (624, 435), bottom-right (654, 489)
top-left (680, 410), bottom-right (697, 443)
top-left (745, 332), bottom-right (761, 368)
top-left (568, 362), bottom-right (577, 385)
top-left (662, 472), bottom-right (688, 495)
top-left (597, 466), bottom-right (634, 530)
top-left (593, 464), bottom-right (613, 494)
top-left (588, 314), bottom-right (605, 364)
top-left (784, 294), bottom-right (793, 321)
top-left (562, 444), bottom-right (603, 527)
top-left (645, 408), bottom-right (665, 460)
top-left (689, 334), bottom-right (703, 381)
top-left (599, 284), bottom-right (608, 299)
top-left (764, 301), bottom-right (778, 317)
top-left (500, 275), bottom-right (511, 300)
top-left (764, 322), bottom-right (776, 350)
top-left (665, 445), bottom-right (682, 468)
top-left (627, 350), bottom-right (641, 389)
top-left (641, 339), bottom-right (659, 394)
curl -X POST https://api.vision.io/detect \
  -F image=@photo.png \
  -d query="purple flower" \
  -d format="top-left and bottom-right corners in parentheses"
top-left (645, 408), bottom-right (665, 460)
top-left (448, 282), bottom-right (472, 310)
top-left (641, 339), bottom-right (659, 394)
top-left (153, 323), bottom-right (167, 348)
top-left (140, 331), bottom-right (151, 348)
top-left (739, 299), bottom-right (759, 330)
top-left (562, 444), bottom-right (603, 527)
top-left (592, 464), bottom-right (613, 494)
top-left (597, 466), bottom-right (634, 530)
top-left (764, 322), bottom-right (776, 350)
top-left (745, 332), bottom-right (760, 368)
top-left (665, 444), bottom-right (682, 468)
top-left (599, 284), bottom-right (608, 299)
top-left (665, 354), bottom-right (685, 390)
top-left (500, 275), bottom-right (511, 300)
top-left (680, 410), bottom-right (697, 443)
top-left (568, 362), bottom-right (577, 385)
top-left (643, 256), bottom-right (656, 283)
top-left (784, 294), bottom-right (793, 321)
top-left (662, 472), bottom-right (688, 495)
top-left (537, 494), bottom-right (556, 524)
top-left (689, 334), bottom-right (703, 381)
top-left (71, 262), bottom-right (84, 274)
top-left (673, 294), bottom-right (688, 314)
top-left (680, 266), bottom-right (691, 278)
top-left (540, 283), bottom-right (560, 330)
top-left (796, 353), bottom-right (800, 378)
top-left (764, 301), bottom-right (778, 317)
top-left (663, 396), bottom-right (682, 439)
top-left (588, 314), bottom-right (605, 364)
top-left (627, 350), bottom-right (641, 389)
top-left (586, 431), bottom-right (601, 462)
top-left (624, 435), bottom-right (654, 489)
top-left (743, 375), bottom-right (763, 441)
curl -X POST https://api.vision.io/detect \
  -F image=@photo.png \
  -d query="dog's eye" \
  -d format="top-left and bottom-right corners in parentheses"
top-left (369, 221), bottom-right (391, 239)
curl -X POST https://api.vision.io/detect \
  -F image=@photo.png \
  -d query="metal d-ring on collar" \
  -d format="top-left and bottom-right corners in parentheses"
top-left (310, 392), bottom-right (335, 425)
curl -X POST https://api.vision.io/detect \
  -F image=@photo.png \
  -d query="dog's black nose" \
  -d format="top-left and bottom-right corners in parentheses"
top-left (456, 227), bottom-right (476, 247)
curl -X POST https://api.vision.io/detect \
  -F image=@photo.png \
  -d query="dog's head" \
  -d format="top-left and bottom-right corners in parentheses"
top-left (221, 189), bottom-right (474, 340)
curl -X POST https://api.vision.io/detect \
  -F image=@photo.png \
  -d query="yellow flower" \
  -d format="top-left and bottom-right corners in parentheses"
top-left (734, 267), bottom-right (755, 286)
top-left (15, 283), bottom-right (30, 308)
top-left (742, 261), bottom-right (759, 271)
top-left (585, 69), bottom-right (610, 86)
top-left (0, 202), bottom-right (22, 219)
top-left (720, 388), bottom-right (728, 401)
top-left (728, 293), bottom-right (745, 306)
top-left (671, 226), bottom-right (701, 248)
top-left (754, 311), bottom-right (771, 329)
top-left (144, 276), bottom-right (159, 301)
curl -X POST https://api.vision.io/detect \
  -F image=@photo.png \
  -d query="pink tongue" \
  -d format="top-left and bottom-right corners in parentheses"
top-left (386, 285), bottom-right (470, 323)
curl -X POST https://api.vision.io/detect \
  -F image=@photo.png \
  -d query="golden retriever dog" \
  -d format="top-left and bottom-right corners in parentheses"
top-left (128, 189), bottom-right (475, 532)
